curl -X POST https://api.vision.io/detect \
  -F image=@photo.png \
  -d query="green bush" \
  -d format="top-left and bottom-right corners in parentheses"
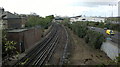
top-left (77, 26), bottom-right (87, 38)
top-left (67, 22), bottom-right (106, 49)
top-left (85, 30), bottom-right (105, 49)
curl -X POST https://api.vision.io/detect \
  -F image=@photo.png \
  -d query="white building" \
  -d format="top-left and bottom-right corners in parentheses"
top-left (70, 16), bottom-right (106, 23)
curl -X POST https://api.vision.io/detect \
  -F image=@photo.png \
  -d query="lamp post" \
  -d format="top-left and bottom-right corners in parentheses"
top-left (109, 4), bottom-right (116, 17)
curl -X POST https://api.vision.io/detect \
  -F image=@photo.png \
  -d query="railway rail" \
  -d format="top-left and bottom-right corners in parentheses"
top-left (12, 23), bottom-right (68, 66)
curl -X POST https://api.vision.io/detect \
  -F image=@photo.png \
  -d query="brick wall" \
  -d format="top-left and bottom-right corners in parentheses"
top-left (24, 28), bottom-right (35, 49)
top-left (7, 28), bottom-right (41, 53)
top-left (7, 32), bottom-right (24, 52)
top-left (7, 18), bottom-right (21, 29)
top-left (4, 18), bottom-right (26, 29)
top-left (24, 28), bottom-right (41, 50)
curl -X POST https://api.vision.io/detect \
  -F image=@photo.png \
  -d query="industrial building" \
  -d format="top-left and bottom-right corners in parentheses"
top-left (70, 16), bottom-right (106, 23)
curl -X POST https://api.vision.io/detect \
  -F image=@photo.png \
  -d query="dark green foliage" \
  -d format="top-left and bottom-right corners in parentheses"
top-left (62, 18), bottom-right (70, 23)
top-left (2, 30), bottom-right (18, 58)
top-left (84, 35), bottom-right (89, 43)
top-left (67, 22), bottom-right (105, 49)
top-left (94, 22), bottom-right (99, 26)
top-left (86, 31), bottom-right (105, 49)
top-left (98, 22), bottom-right (105, 28)
top-left (26, 15), bottom-right (54, 28)
top-left (77, 25), bottom-right (87, 38)
top-left (116, 53), bottom-right (120, 63)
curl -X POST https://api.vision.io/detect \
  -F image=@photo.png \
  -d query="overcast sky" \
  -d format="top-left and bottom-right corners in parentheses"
top-left (0, 0), bottom-right (119, 17)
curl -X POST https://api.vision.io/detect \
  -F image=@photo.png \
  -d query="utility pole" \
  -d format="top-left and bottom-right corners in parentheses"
top-left (118, 1), bottom-right (120, 17)
top-left (109, 4), bottom-right (116, 17)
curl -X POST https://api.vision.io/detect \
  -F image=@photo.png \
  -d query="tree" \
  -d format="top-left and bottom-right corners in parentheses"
top-left (2, 30), bottom-right (18, 64)
top-left (26, 14), bottom-right (54, 29)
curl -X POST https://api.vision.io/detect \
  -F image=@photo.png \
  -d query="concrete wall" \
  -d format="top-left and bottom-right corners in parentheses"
top-left (101, 40), bottom-right (120, 60)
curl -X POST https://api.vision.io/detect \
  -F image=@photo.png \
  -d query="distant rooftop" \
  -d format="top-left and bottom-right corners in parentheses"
top-left (0, 7), bottom-right (21, 19)
top-left (54, 17), bottom-right (64, 20)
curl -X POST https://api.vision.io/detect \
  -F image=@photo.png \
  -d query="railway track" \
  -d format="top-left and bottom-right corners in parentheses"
top-left (12, 23), bottom-right (67, 66)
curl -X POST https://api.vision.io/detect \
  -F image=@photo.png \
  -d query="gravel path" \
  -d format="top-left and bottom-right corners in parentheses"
top-left (68, 29), bottom-right (112, 65)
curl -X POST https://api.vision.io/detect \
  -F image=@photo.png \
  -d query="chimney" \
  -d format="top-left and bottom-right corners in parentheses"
top-left (0, 7), bottom-right (4, 14)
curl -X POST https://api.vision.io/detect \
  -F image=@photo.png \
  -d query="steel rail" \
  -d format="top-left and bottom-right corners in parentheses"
top-left (34, 36), bottom-right (59, 66)
top-left (26, 29), bottom-right (58, 65)
top-left (13, 24), bottom-right (57, 66)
